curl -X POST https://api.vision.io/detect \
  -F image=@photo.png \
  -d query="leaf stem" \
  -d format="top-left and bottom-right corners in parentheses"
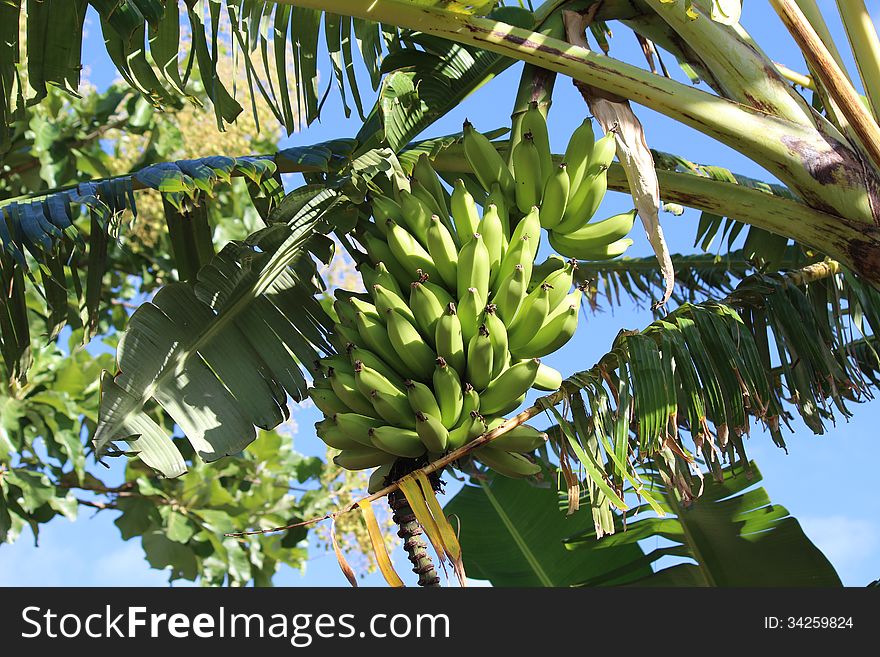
top-left (771, 0), bottom-right (880, 171)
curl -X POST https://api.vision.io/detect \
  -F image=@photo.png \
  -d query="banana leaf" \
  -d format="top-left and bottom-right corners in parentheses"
top-left (564, 461), bottom-right (842, 586)
top-left (443, 473), bottom-right (650, 587)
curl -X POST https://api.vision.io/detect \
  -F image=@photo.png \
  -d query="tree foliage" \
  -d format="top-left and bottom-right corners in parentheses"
top-left (4, 0), bottom-right (880, 586)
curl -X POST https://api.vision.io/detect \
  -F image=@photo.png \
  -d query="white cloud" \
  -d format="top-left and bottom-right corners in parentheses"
top-left (0, 536), bottom-right (172, 587)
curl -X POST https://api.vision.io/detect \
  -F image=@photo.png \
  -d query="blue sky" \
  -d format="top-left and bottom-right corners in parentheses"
top-left (1, 3), bottom-right (877, 587)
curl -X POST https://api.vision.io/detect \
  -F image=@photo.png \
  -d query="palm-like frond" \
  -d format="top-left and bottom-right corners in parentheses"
top-left (577, 246), bottom-right (812, 311)
top-left (0, 0), bottom-right (513, 148)
top-left (549, 260), bottom-right (880, 535)
top-left (563, 460), bottom-right (841, 587)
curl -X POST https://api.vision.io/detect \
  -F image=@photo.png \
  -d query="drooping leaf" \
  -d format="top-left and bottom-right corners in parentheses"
top-left (565, 461), bottom-right (841, 587)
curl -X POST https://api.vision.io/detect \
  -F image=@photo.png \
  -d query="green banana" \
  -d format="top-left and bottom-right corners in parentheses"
top-left (367, 462), bottom-right (393, 494)
top-left (415, 411), bottom-right (449, 453)
top-left (413, 153), bottom-right (451, 223)
top-left (328, 368), bottom-right (376, 417)
top-left (318, 355), bottom-right (352, 378)
top-left (386, 220), bottom-right (440, 282)
top-left (435, 303), bottom-right (466, 375)
top-left (494, 392), bottom-right (527, 417)
top-left (369, 389), bottom-right (417, 429)
top-left (354, 311), bottom-right (399, 370)
top-left (457, 286), bottom-right (484, 347)
top-left (385, 308), bottom-right (436, 381)
top-left (486, 183), bottom-right (511, 241)
top-left (457, 231), bottom-right (490, 302)
top-left (447, 411), bottom-right (484, 450)
top-left (508, 205), bottom-right (542, 266)
top-left (330, 324), bottom-right (361, 355)
top-left (460, 383), bottom-right (480, 420)
top-left (540, 163), bottom-right (570, 230)
top-left (554, 168), bottom-right (607, 234)
top-left (308, 387), bottom-right (349, 417)
top-left (361, 232), bottom-right (410, 289)
top-left (399, 189), bottom-right (433, 243)
top-left (484, 420), bottom-right (548, 452)
top-left (371, 262), bottom-right (404, 298)
top-left (508, 283), bottom-right (552, 351)
top-left (491, 263), bottom-right (527, 325)
top-left (348, 297), bottom-right (381, 323)
top-left (422, 279), bottom-right (453, 309)
top-left (334, 448), bottom-right (396, 471)
top-left (372, 283), bottom-right (416, 327)
top-left (564, 118), bottom-right (595, 192)
top-left (405, 378), bottom-right (442, 420)
top-left (549, 233), bottom-right (634, 261)
top-left (450, 179), bottom-right (481, 243)
top-left (347, 346), bottom-right (399, 383)
top-left (425, 216), bottom-right (459, 290)
top-left (515, 302), bottom-right (580, 359)
top-left (463, 120), bottom-right (516, 198)
top-left (538, 258), bottom-right (576, 309)
top-left (433, 357), bottom-right (464, 429)
top-left (475, 447), bottom-right (541, 478)
top-left (586, 128), bottom-right (617, 178)
top-left (494, 238), bottom-right (534, 308)
top-left (483, 304), bottom-right (509, 379)
top-left (334, 412), bottom-right (383, 447)
top-left (466, 324), bottom-right (494, 391)
top-left (409, 280), bottom-right (445, 341)
top-left (533, 362), bottom-right (563, 391)
top-left (410, 177), bottom-right (448, 231)
top-left (333, 298), bottom-right (358, 328)
top-left (479, 358), bottom-right (540, 415)
top-left (369, 426), bottom-right (425, 458)
top-left (478, 204), bottom-right (505, 285)
top-left (549, 209), bottom-right (637, 257)
top-left (521, 101), bottom-right (553, 186)
top-left (353, 360), bottom-right (406, 399)
top-left (371, 195), bottom-right (402, 236)
top-left (512, 132), bottom-right (543, 214)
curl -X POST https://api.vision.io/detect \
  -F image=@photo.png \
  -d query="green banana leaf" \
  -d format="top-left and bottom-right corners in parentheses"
top-left (564, 461), bottom-right (842, 587)
top-left (443, 473), bottom-right (651, 587)
top-left (92, 187), bottom-right (343, 478)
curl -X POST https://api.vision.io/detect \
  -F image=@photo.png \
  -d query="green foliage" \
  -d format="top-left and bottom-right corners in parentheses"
top-left (564, 461), bottom-right (841, 587)
top-left (447, 460), bottom-right (840, 586)
top-left (443, 472), bottom-right (649, 586)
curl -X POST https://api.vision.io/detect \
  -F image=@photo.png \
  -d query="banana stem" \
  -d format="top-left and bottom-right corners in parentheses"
top-left (641, 0), bottom-right (816, 126)
top-left (387, 457), bottom-right (443, 587)
top-left (770, 0), bottom-right (880, 171)
top-left (388, 489), bottom-right (441, 587)
top-left (836, 0), bottom-right (880, 120)
top-left (508, 64), bottom-right (558, 164)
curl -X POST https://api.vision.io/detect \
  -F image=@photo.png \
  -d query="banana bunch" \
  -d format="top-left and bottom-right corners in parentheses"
top-left (308, 114), bottom-right (634, 481)
top-left (508, 102), bottom-right (638, 260)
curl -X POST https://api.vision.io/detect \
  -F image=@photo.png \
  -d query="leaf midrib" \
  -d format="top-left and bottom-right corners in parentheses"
top-left (479, 478), bottom-right (553, 587)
